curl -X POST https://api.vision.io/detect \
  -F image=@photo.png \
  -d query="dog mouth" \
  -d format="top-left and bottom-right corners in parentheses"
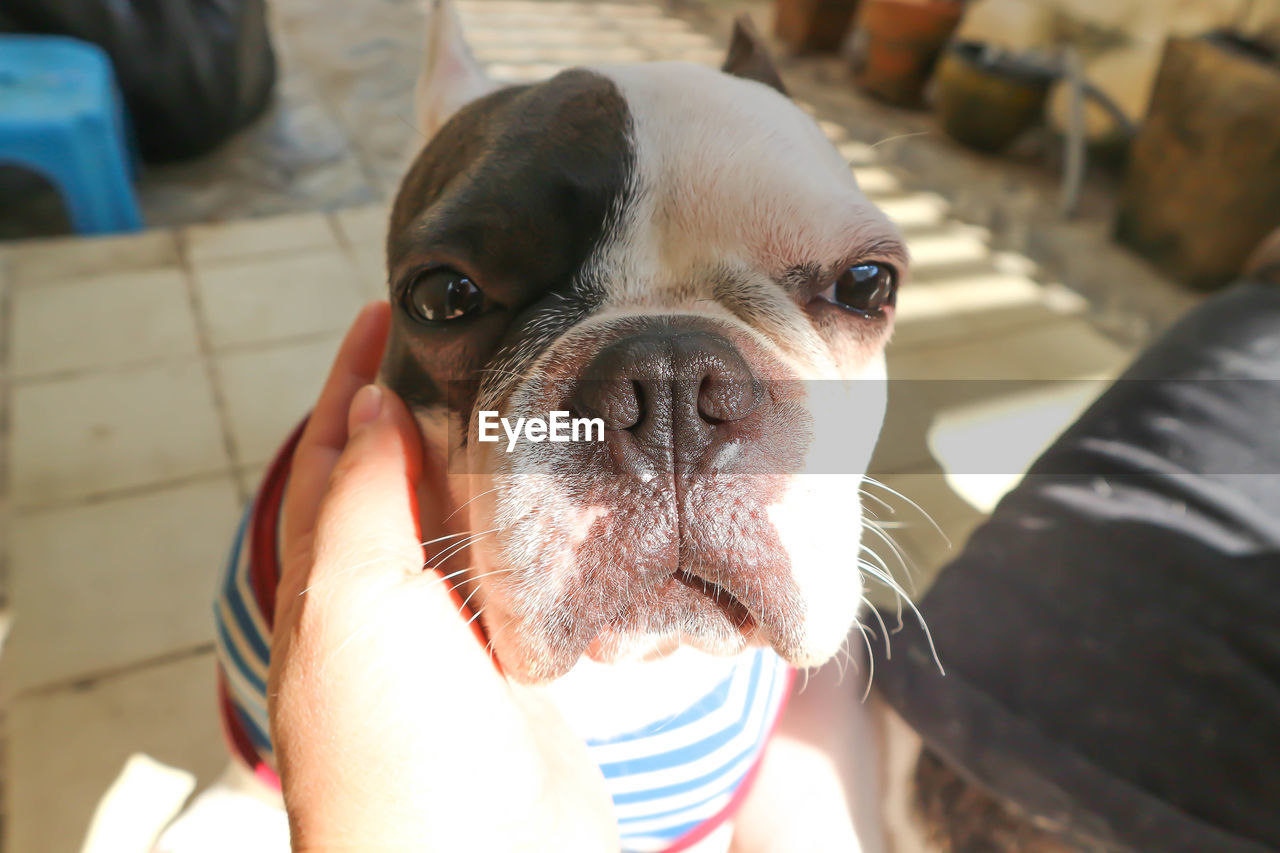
top-left (671, 568), bottom-right (756, 634)
top-left (580, 567), bottom-right (762, 666)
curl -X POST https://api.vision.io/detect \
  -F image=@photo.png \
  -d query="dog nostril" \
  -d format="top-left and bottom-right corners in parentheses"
top-left (697, 373), bottom-right (761, 425)
top-left (628, 380), bottom-right (646, 431)
top-left (697, 377), bottom-right (726, 425)
top-left (570, 375), bottom-right (642, 431)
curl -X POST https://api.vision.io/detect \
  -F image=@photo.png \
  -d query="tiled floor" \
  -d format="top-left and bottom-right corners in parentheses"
top-left (1, 209), bottom-right (371, 853)
top-left (0, 1), bottom-right (1143, 850)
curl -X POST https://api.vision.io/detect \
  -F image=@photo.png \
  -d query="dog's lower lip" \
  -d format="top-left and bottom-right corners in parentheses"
top-left (672, 569), bottom-right (755, 631)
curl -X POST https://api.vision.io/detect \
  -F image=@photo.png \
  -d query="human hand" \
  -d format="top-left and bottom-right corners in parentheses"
top-left (266, 302), bottom-right (618, 852)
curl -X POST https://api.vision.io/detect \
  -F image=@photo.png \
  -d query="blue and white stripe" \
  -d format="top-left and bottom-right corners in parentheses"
top-left (588, 647), bottom-right (790, 850)
top-left (214, 503), bottom-right (276, 764)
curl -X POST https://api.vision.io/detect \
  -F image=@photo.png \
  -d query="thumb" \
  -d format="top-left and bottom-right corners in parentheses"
top-left (302, 386), bottom-right (496, 673)
top-left (307, 385), bottom-right (427, 590)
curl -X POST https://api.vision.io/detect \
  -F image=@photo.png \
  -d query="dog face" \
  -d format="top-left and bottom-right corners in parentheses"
top-left (382, 3), bottom-right (906, 682)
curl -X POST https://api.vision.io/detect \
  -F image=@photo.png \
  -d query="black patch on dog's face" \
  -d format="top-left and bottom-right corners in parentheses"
top-left (382, 69), bottom-right (634, 416)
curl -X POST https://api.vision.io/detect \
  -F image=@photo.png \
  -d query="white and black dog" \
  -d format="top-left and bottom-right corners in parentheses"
top-left (161, 5), bottom-right (926, 852)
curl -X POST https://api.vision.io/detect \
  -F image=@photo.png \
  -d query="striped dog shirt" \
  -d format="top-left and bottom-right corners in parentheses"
top-left (214, 422), bottom-right (794, 853)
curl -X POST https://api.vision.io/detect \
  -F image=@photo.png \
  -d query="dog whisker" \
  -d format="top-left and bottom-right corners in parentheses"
top-left (856, 555), bottom-right (943, 677)
top-left (424, 527), bottom-right (497, 563)
top-left (858, 542), bottom-right (911, 610)
top-left (328, 622), bottom-right (375, 666)
top-left (425, 527), bottom-right (502, 570)
top-left (863, 597), bottom-right (892, 661)
top-left (861, 477), bottom-right (951, 548)
top-left (869, 129), bottom-right (931, 149)
top-left (861, 521), bottom-right (918, 594)
top-left (475, 366), bottom-right (531, 385)
top-left (420, 530), bottom-right (476, 548)
top-left (454, 572), bottom-right (495, 622)
top-left (855, 622), bottom-right (876, 702)
top-left (300, 550), bottom-right (419, 597)
top-left (302, 528), bottom-right (503, 598)
top-left (832, 636), bottom-right (847, 685)
top-left (858, 486), bottom-right (896, 516)
top-left (431, 566), bottom-right (514, 589)
top-left (443, 487), bottom-right (501, 525)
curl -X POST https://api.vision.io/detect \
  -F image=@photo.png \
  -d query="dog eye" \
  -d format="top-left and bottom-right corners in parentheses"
top-left (828, 262), bottom-right (897, 316)
top-left (404, 268), bottom-right (484, 323)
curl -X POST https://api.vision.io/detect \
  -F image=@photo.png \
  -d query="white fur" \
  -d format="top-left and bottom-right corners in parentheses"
top-left (462, 63), bottom-right (903, 675)
top-left (591, 62), bottom-right (904, 303)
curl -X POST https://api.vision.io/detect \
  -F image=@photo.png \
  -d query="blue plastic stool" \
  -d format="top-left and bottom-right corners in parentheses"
top-left (0, 35), bottom-right (142, 234)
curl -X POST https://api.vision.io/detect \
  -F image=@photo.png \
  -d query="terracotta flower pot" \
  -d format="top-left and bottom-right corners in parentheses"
top-left (933, 41), bottom-right (1057, 152)
top-left (850, 0), bottom-right (964, 108)
top-left (774, 0), bottom-right (860, 53)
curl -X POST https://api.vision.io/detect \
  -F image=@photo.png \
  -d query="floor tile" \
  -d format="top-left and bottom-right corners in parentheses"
top-left (10, 361), bottom-right (229, 506)
top-left (194, 249), bottom-right (364, 349)
top-left (332, 204), bottom-right (390, 252)
top-left (1, 256), bottom-right (10, 372)
top-left (904, 225), bottom-right (993, 273)
top-left (851, 166), bottom-right (903, 198)
top-left (836, 140), bottom-right (877, 167)
top-left (215, 335), bottom-right (342, 466)
top-left (888, 319), bottom-right (1132, 381)
top-left (183, 211), bottom-right (339, 265)
top-left (235, 465), bottom-right (269, 504)
top-left (5, 477), bottom-right (241, 691)
top-left (11, 268), bottom-right (201, 378)
top-left (891, 271), bottom-right (1080, 351)
top-left (5, 230), bottom-right (181, 287)
top-left (878, 193), bottom-right (950, 232)
top-left (349, 249), bottom-right (390, 302)
top-left (7, 653), bottom-right (227, 853)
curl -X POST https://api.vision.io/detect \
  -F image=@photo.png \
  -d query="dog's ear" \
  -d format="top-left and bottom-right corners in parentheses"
top-left (721, 16), bottom-right (789, 97)
top-left (415, 0), bottom-right (497, 139)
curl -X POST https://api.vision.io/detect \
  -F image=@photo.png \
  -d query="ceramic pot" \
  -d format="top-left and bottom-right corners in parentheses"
top-left (850, 0), bottom-right (964, 107)
top-left (933, 40), bottom-right (1057, 152)
top-left (774, 0), bottom-right (860, 53)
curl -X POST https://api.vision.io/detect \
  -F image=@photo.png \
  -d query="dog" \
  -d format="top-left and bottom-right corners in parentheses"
top-left (159, 5), bottom-right (915, 852)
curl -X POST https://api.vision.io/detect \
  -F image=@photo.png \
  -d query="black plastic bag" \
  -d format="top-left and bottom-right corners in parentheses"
top-left (0, 0), bottom-right (278, 163)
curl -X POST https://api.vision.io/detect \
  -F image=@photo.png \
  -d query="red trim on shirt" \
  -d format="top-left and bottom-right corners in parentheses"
top-left (218, 672), bottom-right (281, 791)
top-left (217, 419), bottom-right (307, 792)
top-left (250, 418), bottom-right (308, 629)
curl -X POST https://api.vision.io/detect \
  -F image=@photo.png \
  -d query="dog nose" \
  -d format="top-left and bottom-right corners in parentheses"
top-left (570, 327), bottom-right (762, 475)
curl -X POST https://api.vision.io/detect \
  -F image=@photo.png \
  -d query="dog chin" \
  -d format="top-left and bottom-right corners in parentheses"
top-left (584, 630), bottom-right (744, 665)
top-left (497, 631), bottom-right (756, 683)
top-left (477, 570), bottom-right (779, 682)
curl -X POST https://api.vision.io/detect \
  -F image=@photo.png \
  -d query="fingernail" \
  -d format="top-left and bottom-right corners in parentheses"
top-left (349, 384), bottom-right (383, 432)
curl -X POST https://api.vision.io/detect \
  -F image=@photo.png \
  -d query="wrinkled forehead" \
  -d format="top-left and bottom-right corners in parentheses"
top-left (386, 69), bottom-right (632, 286)
top-left (596, 62), bottom-right (893, 277)
top-left (387, 63), bottom-right (894, 282)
